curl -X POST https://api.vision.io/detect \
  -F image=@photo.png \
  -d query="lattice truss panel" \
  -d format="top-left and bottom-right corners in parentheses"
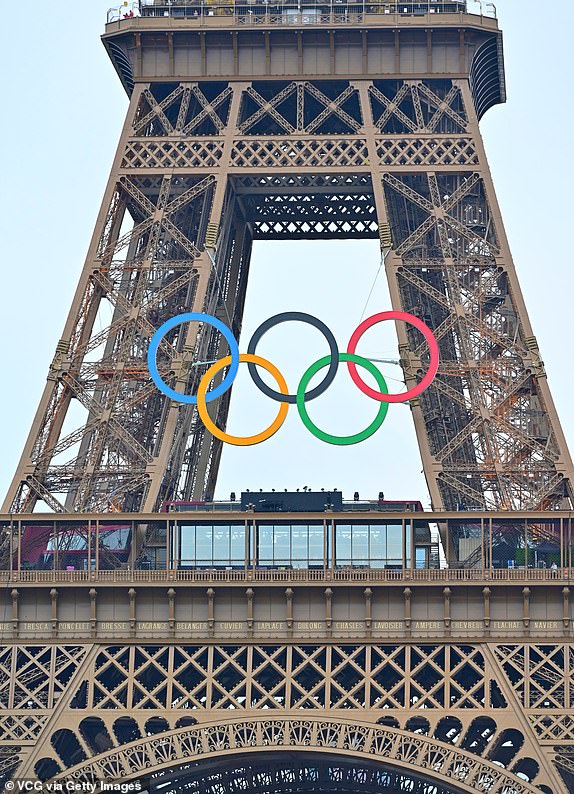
top-left (118, 80), bottom-right (479, 243)
top-left (122, 80), bottom-right (478, 174)
top-left (235, 174), bottom-right (378, 240)
top-left (5, 77), bottom-right (573, 518)
top-left (387, 170), bottom-right (566, 510)
top-left (69, 643), bottom-right (508, 712)
top-left (1, 642), bottom-right (570, 792)
top-left (372, 82), bottom-right (573, 511)
top-left (494, 644), bottom-right (574, 782)
top-left (8, 173), bottom-right (208, 513)
top-left (5, 170), bottom-right (251, 516)
top-left (0, 645), bottom-right (88, 786)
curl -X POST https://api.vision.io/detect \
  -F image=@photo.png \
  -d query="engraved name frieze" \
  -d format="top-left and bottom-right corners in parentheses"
top-left (100, 622), bottom-right (130, 631)
top-left (59, 622), bottom-right (91, 631)
top-left (138, 622), bottom-right (169, 631)
top-left (373, 621), bottom-right (404, 630)
top-left (451, 621), bottom-right (482, 630)
top-left (256, 622), bottom-right (285, 631)
top-left (492, 621), bottom-right (520, 630)
top-left (334, 621), bottom-right (363, 630)
top-left (177, 621), bottom-right (208, 631)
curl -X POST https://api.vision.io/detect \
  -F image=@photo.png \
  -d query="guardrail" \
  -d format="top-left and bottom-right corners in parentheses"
top-left (106, 0), bottom-right (497, 24)
top-left (2, 567), bottom-right (571, 584)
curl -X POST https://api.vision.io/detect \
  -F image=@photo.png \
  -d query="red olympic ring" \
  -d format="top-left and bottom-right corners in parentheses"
top-left (346, 311), bottom-right (439, 403)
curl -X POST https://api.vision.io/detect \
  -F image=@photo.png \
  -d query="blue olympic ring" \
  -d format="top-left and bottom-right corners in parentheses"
top-left (147, 312), bottom-right (240, 405)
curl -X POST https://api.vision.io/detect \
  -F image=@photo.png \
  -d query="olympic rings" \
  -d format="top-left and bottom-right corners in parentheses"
top-left (197, 354), bottom-right (289, 446)
top-left (347, 310), bottom-right (439, 404)
top-left (297, 353), bottom-right (389, 446)
top-left (147, 312), bottom-right (240, 405)
top-left (147, 308), bottom-right (439, 445)
top-left (247, 312), bottom-right (339, 404)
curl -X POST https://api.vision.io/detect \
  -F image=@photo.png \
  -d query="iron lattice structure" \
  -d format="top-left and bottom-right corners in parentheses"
top-left (3, 5), bottom-right (574, 794)
top-left (2, 640), bottom-right (574, 791)
top-left (3, 7), bottom-right (574, 515)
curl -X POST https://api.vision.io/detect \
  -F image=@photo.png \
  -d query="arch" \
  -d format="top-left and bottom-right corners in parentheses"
top-left (461, 716), bottom-right (497, 755)
top-left (34, 758), bottom-right (61, 783)
top-left (50, 728), bottom-right (86, 768)
top-left (79, 717), bottom-right (114, 755)
top-left (512, 758), bottom-right (539, 784)
top-left (488, 728), bottom-right (525, 768)
top-left (149, 751), bottom-right (462, 794)
top-left (145, 716), bottom-right (170, 735)
top-left (112, 716), bottom-right (141, 745)
top-left (405, 716), bottom-right (430, 735)
top-left (55, 715), bottom-right (541, 794)
top-left (434, 716), bottom-right (463, 745)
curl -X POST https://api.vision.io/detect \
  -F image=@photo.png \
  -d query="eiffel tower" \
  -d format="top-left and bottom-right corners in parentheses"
top-left (1, 2), bottom-right (574, 793)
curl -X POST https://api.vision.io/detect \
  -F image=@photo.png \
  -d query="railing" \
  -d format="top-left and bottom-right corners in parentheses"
top-left (3, 567), bottom-right (572, 584)
top-left (108, 1), bottom-right (139, 21)
top-left (106, 0), bottom-right (497, 24)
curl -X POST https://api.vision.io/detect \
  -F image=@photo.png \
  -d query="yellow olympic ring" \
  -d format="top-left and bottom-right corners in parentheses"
top-left (197, 353), bottom-right (289, 446)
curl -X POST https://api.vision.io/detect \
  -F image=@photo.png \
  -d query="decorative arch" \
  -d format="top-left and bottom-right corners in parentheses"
top-left (55, 715), bottom-right (541, 794)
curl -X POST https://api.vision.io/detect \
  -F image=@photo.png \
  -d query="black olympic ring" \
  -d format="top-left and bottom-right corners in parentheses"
top-left (246, 312), bottom-right (339, 404)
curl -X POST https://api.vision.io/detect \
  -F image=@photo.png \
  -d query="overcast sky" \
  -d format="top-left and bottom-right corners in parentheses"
top-left (0, 2), bottom-right (572, 508)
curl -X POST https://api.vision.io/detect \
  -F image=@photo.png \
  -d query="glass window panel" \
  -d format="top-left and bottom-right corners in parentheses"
top-left (55, 532), bottom-right (87, 551)
top-left (196, 525), bottom-right (213, 565)
top-left (230, 524), bottom-right (245, 565)
top-left (152, 547), bottom-right (166, 570)
top-left (291, 525), bottom-right (308, 563)
top-left (352, 525), bottom-right (369, 565)
top-left (386, 524), bottom-right (402, 561)
top-left (336, 524), bottom-right (352, 566)
top-left (528, 519), bottom-right (560, 568)
top-left (488, 519), bottom-right (526, 568)
top-left (273, 525), bottom-right (291, 566)
top-left (212, 525), bottom-right (230, 563)
top-left (249, 523), bottom-right (255, 567)
top-left (258, 525), bottom-right (274, 565)
top-left (416, 547), bottom-right (427, 569)
top-left (369, 525), bottom-right (386, 560)
top-left (101, 527), bottom-right (131, 551)
top-left (309, 525), bottom-right (324, 566)
top-left (179, 526), bottom-right (195, 565)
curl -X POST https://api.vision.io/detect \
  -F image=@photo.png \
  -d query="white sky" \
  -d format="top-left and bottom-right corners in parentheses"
top-left (0, 2), bottom-right (573, 508)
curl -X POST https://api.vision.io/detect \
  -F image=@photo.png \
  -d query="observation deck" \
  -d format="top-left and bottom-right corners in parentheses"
top-left (1, 506), bottom-right (572, 645)
top-left (107, 0), bottom-right (498, 26)
top-left (1, 505), bottom-right (572, 580)
top-left (103, 0), bottom-right (504, 117)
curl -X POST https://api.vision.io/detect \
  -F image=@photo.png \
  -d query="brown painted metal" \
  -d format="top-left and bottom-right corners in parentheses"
top-left (1, 508), bottom-right (573, 789)
top-left (2, 6), bottom-right (571, 515)
top-left (2, 3), bottom-right (574, 791)
top-left (1, 577), bottom-right (573, 790)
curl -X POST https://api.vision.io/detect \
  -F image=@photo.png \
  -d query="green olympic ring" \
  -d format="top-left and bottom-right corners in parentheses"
top-left (296, 353), bottom-right (389, 446)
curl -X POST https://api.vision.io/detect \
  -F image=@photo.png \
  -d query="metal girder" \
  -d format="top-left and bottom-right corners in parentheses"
top-left (1, 637), bottom-right (570, 793)
top-left (3, 75), bottom-right (573, 518)
top-left (3, 13), bottom-right (573, 791)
